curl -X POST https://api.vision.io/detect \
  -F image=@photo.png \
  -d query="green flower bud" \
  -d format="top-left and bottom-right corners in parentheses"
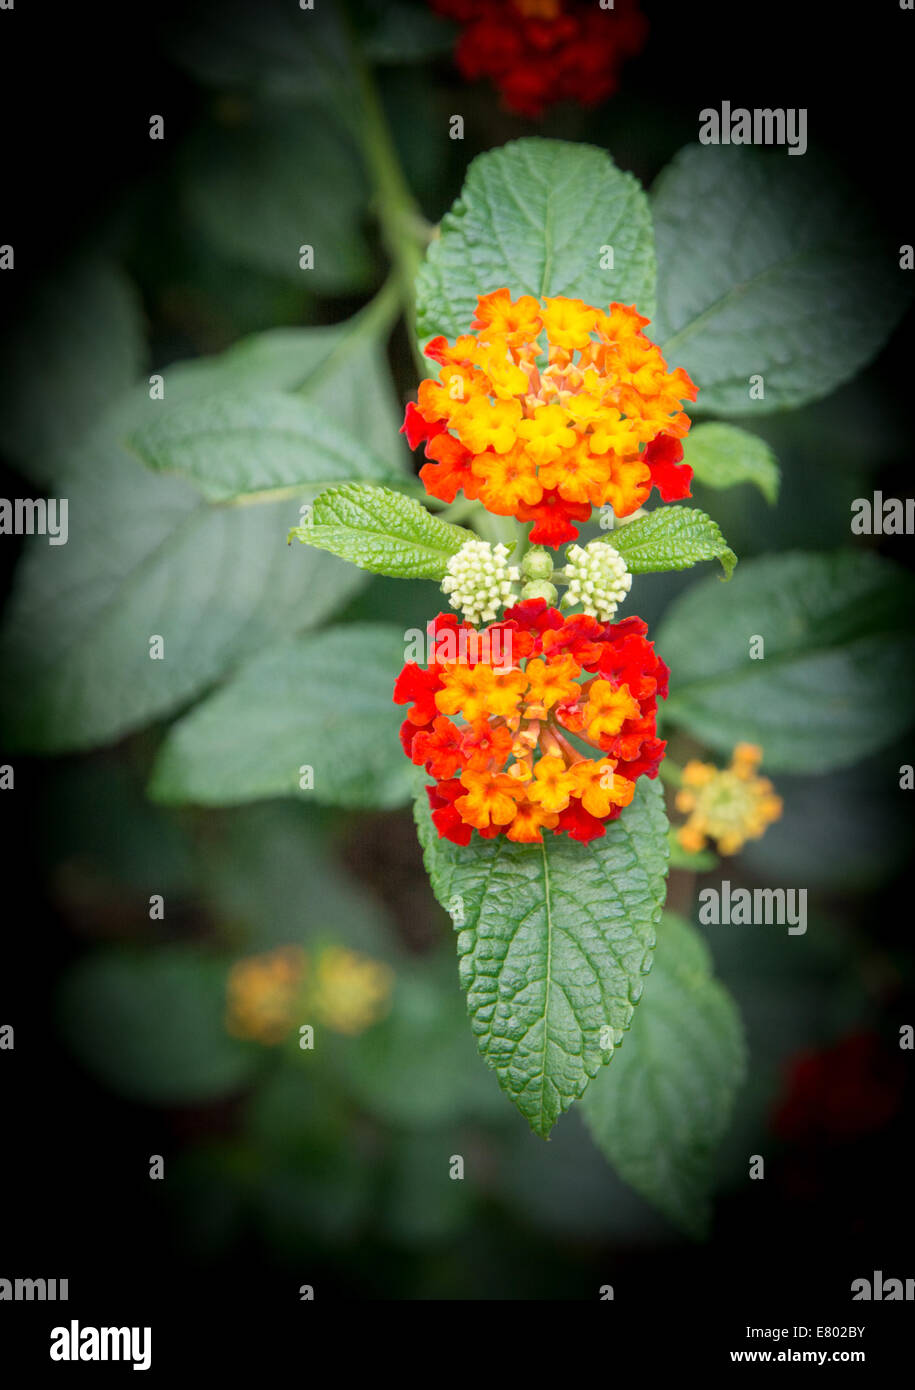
top-left (520, 546), bottom-right (554, 582)
top-left (520, 579), bottom-right (559, 606)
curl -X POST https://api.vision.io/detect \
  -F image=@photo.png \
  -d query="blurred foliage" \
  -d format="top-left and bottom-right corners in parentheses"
top-left (1, 0), bottom-right (912, 1287)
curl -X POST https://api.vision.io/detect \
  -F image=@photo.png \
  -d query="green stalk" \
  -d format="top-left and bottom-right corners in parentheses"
top-left (341, 8), bottom-right (428, 377)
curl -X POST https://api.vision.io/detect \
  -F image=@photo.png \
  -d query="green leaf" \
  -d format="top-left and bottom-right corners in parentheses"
top-left (581, 912), bottom-right (745, 1237)
top-left (58, 947), bottom-right (261, 1104)
top-left (183, 105), bottom-right (371, 294)
top-left (289, 483), bottom-right (474, 578)
top-left (612, 505), bottom-right (737, 579)
top-left (659, 550), bottom-right (915, 772)
top-left (0, 299), bottom-right (406, 754)
top-left (75, 288), bottom-right (407, 488)
top-left (651, 145), bottom-right (909, 415)
top-left (172, 0), bottom-right (355, 112)
top-left (414, 775), bottom-right (669, 1137)
top-left (416, 138), bottom-right (656, 345)
top-left (683, 422), bottom-right (780, 504)
top-left (149, 624), bottom-right (413, 809)
top-left (129, 391), bottom-right (406, 504)
top-left (0, 443), bottom-right (366, 754)
top-left (0, 260), bottom-right (146, 484)
top-left (362, 0), bottom-right (456, 63)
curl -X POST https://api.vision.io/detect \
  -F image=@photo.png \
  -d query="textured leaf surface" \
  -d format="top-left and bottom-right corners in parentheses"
top-left (150, 624), bottom-right (413, 809)
top-left (582, 912), bottom-right (745, 1237)
top-left (651, 144), bottom-right (909, 414)
top-left (58, 948), bottom-right (261, 1104)
top-left (417, 138), bottom-right (656, 344)
top-left (612, 505), bottom-right (737, 578)
top-left (130, 391), bottom-right (406, 503)
top-left (659, 550), bottom-right (915, 771)
top-left (289, 483), bottom-right (473, 577)
top-left (683, 422), bottom-right (780, 503)
top-left (414, 776), bottom-right (669, 1136)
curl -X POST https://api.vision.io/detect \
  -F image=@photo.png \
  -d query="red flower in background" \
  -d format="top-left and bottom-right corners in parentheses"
top-left (433, 0), bottom-right (648, 117)
top-left (772, 1031), bottom-right (905, 1144)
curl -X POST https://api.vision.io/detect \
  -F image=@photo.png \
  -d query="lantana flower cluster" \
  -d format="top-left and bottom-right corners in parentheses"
top-left (226, 945), bottom-right (394, 1043)
top-left (675, 743), bottom-right (783, 856)
top-left (402, 289), bottom-right (696, 547)
top-left (431, 0), bottom-right (648, 118)
top-left (395, 600), bottom-right (668, 845)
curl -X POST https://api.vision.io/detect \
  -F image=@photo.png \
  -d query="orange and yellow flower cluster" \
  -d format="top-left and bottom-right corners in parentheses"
top-left (395, 601), bottom-right (668, 845)
top-left (402, 289), bottom-right (697, 547)
top-left (225, 945), bottom-right (394, 1044)
top-left (675, 743), bottom-right (783, 856)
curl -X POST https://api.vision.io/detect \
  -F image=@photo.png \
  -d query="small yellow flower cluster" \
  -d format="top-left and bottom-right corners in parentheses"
top-left (310, 946), bottom-right (394, 1037)
top-left (225, 944), bottom-right (393, 1045)
top-left (675, 743), bottom-right (782, 855)
top-left (225, 945), bottom-right (306, 1046)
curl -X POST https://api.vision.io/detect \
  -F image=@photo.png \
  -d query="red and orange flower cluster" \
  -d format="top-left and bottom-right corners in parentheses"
top-left (403, 289), bottom-right (696, 547)
top-left (432, 0), bottom-right (647, 118)
top-left (395, 600), bottom-right (667, 845)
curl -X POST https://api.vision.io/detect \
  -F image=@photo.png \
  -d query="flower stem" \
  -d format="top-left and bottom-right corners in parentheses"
top-left (341, 6), bottom-right (427, 377)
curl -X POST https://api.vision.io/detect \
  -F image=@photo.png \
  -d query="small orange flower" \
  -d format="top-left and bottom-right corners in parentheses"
top-left (471, 287), bottom-right (543, 344)
top-left (452, 395), bottom-right (522, 454)
top-left (524, 654), bottom-right (580, 711)
top-left (456, 768), bottom-right (523, 829)
top-left (527, 754), bottom-right (576, 814)
top-left (435, 663), bottom-right (497, 722)
top-left (569, 759), bottom-right (635, 818)
top-left (471, 444), bottom-right (544, 513)
top-left (506, 797), bottom-right (560, 844)
top-left (584, 679), bottom-right (641, 742)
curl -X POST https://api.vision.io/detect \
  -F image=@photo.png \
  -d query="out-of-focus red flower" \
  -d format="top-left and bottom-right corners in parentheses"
top-left (772, 1030), bottom-right (905, 1143)
top-left (433, 0), bottom-right (648, 117)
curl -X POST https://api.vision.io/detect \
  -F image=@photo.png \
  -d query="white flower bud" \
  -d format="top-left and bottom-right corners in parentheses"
top-left (440, 539), bottom-right (520, 626)
top-left (562, 541), bottom-right (632, 622)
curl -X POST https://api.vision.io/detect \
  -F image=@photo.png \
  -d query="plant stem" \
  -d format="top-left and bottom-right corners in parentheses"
top-left (342, 8), bottom-right (427, 377)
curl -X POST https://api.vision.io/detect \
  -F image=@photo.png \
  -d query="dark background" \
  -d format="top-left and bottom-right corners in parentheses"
top-left (1, 0), bottom-right (913, 1365)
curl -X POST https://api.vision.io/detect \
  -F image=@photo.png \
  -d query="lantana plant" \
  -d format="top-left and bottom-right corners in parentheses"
top-left (8, 52), bottom-right (909, 1229)
top-left (287, 253), bottom-right (740, 1140)
top-left (277, 134), bottom-right (907, 1193)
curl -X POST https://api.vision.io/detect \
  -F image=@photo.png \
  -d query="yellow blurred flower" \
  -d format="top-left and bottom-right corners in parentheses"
top-left (225, 945), bottom-right (307, 1045)
top-left (225, 944), bottom-right (394, 1045)
top-left (308, 946), bottom-right (394, 1037)
top-left (674, 743), bottom-right (782, 856)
